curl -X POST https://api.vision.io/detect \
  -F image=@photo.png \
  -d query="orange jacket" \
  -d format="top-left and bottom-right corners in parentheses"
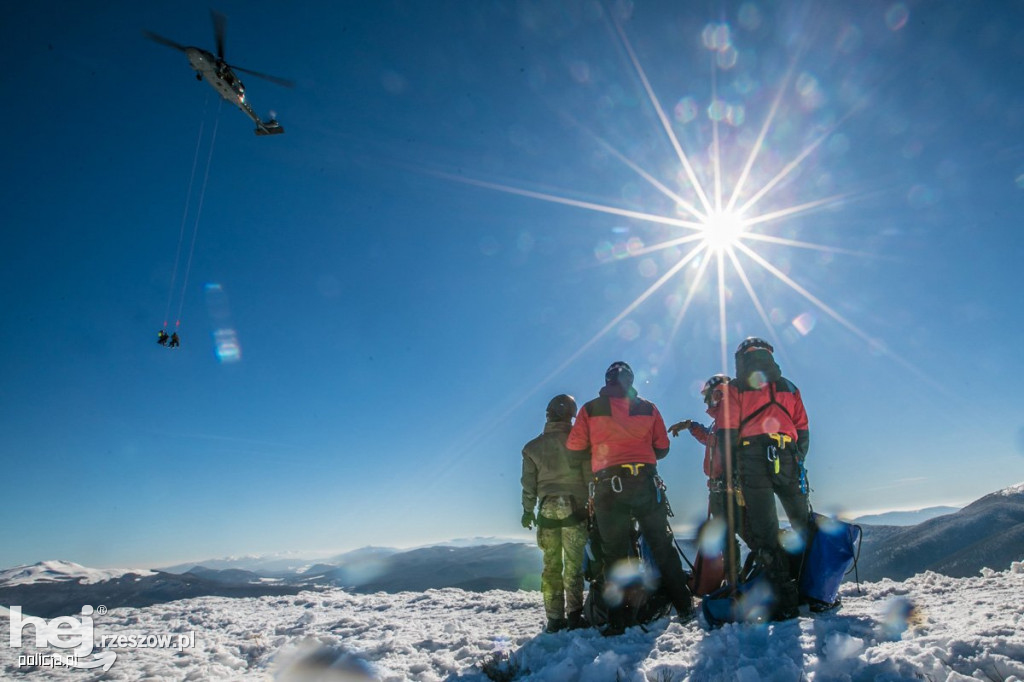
top-left (566, 385), bottom-right (670, 472)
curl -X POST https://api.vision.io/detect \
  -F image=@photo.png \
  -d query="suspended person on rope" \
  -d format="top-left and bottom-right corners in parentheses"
top-left (718, 337), bottom-right (810, 621)
top-left (168, 332), bottom-right (180, 348)
top-left (157, 330), bottom-right (170, 346)
top-left (668, 373), bottom-right (747, 582)
top-left (521, 394), bottom-right (590, 633)
top-left (566, 361), bottom-right (695, 636)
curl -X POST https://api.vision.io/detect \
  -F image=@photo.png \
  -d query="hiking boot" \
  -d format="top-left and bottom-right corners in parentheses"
top-left (770, 578), bottom-right (800, 622)
top-left (771, 604), bottom-right (799, 621)
top-left (809, 598), bottom-right (841, 614)
top-left (544, 617), bottom-right (568, 633)
top-left (567, 609), bottom-right (586, 630)
top-left (600, 621), bottom-right (626, 637)
top-left (600, 608), bottom-right (628, 637)
top-left (675, 593), bottom-right (700, 622)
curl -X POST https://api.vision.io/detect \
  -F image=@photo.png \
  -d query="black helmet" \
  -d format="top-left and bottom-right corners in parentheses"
top-left (546, 394), bottom-right (577, 422)
top-left (605, 361), bottom-right (634, 387)
top-left (736, 337), bottom-right (774, 356)
top-left (701, 374), bottom-right (731, 406)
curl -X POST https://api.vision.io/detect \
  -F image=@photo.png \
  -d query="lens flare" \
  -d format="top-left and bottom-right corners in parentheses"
top-left (205, 283), bottom-right (242, 364)
top-left (879, 596), bottom-right (917, 640)
top-left (793, 312), bottom-right (816, 336)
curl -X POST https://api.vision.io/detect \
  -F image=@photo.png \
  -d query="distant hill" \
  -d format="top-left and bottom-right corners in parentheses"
top-left (160, 551), bottom-right (348, 576)
top-left (852, 505), bottom-right (960, 527)
top-left (0, 560), bottom-right (155, 586)
top-left (350, 543), bottom-right (543, 592)
top-left (855, 483), bottom-right (1024, 582)
top-left (0, 568), bottom-right (303, 619)
top-left (184, 565), bottom-right (268, 584)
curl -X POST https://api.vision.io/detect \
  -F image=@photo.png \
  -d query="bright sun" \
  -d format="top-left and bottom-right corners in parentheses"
top-left (700, 210), bottom-right (747, 253)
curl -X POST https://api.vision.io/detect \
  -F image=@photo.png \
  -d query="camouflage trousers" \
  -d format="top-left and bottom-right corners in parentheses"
top-left (536, 495), bottom-right (588, 620)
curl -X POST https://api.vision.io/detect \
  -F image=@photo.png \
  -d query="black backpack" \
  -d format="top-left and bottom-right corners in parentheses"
top-left (582, 529), bottom-right (674, 628)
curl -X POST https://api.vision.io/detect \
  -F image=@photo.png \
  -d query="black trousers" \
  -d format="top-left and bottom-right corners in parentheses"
top-left (592, 472), bottom-right (692, 621)
top-left (737, 438), bottom-right (810, 608)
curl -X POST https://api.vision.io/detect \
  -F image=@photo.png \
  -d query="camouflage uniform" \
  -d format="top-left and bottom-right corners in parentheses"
top-left (536, 496), bottom-right (588, 621)
top-left (522, 420), bottom-right (590, 625)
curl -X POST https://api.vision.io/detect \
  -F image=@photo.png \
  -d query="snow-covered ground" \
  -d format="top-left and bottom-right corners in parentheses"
top-left (2, 564), bottom-right (1022, 681)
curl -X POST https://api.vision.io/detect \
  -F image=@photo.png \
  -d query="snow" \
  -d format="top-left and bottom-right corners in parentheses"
top-left (999, 482), bottom-right (1024, 497)
top-left (3, 564), bottom-right (1023, 680)
top-left (0, 560), bottom-right (155, 587)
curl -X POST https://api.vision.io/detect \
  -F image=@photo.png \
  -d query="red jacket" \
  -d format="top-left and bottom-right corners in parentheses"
top-left (567, 385), bottom-right (670, 472)
top-left (719, 378), bottom-right (809, 454)
top-left (687, 405), bottom-right (723, 479)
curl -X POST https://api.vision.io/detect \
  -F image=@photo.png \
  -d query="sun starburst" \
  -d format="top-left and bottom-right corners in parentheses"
top-left (430, 10), bottom-right (932, 401)
top-left (700, 209), bottom-right (749, 254)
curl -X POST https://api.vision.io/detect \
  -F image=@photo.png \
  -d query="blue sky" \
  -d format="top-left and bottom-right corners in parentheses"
top-left (2, 1), bottom-right (1023, 570)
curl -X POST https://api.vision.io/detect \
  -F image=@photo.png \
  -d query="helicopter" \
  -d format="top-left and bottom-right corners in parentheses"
top-left (145, 12), bottom-right (293, 136)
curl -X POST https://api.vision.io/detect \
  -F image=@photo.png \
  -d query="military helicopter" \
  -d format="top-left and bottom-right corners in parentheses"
top-left (145, 12), bottom-right (292, 136)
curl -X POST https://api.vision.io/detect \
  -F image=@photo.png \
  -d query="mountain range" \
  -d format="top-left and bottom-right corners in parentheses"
top-left (2, 484), bottom-right (1021, 618)
top-left (854, 482), bottom-right (1024, 581)
top-left (851, 505), bottom-right (960, 526)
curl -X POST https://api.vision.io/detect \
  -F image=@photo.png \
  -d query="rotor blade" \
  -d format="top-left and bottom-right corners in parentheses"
top-left (211, 10), bottom-right (227, 62)
top-left (143, 30), bottom-right (188, 53)
top-left (231, 65), bottom-right (295, 88)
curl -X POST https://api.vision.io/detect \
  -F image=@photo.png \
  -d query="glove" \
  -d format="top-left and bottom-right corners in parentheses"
top-left (668, 420), bottom-right (692, 437)
top-left (521, 510), bottom-right (536, 529)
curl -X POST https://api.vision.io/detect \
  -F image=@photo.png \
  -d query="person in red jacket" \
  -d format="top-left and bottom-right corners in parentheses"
top-left (668, 373), bottom-right (745, 578)
top-left (567, 361), bottom-right (694, 635)
top-left (718, 337), bottom-right (810, 620)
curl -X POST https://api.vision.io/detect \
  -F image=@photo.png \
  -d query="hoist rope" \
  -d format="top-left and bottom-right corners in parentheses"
top-left (162, 97), bottom-right (209, 329)
top-left (169, 98), bottom-right (223, 329)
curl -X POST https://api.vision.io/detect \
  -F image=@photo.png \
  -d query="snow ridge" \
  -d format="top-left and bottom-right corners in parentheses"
top-left (998, 481), bottom-right (1024, 496)
top-left (0, 560), bottom-right (155, 587)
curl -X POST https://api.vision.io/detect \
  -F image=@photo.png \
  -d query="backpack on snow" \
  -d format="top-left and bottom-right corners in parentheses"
top-left (700, 514), bottom-right (863, 628)
top-left (582, 529), bottom-right (674, 628)
top-left (699, 553), bottom-right (774, 628)
top-left (797, 513), bottom-right (862, 610)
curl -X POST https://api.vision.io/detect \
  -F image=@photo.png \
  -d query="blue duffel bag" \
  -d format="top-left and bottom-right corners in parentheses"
top-left (798, 513), bottom-right (861, 610)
